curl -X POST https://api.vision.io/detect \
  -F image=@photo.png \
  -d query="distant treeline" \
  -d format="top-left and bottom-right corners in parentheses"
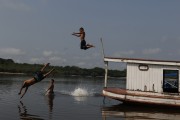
top-left (0, 58), bottom-right (126, 77)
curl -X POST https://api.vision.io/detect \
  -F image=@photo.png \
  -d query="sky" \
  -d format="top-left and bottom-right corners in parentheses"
top-left (0, 0), bottom-right (180, 69)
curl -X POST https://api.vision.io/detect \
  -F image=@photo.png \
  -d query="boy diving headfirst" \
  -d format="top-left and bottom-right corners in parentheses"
top-left (18, 63), bottom-right (55, 99)
top-left (72, 27), bottom-right (95, 50)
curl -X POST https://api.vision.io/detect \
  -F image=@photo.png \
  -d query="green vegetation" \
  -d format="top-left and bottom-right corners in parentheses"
top-left (0, 58), bottom-right (126, 77)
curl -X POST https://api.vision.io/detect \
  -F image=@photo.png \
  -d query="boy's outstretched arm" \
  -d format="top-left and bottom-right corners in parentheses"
top-left (41, 63), bottom-right (50, 72)
top-left (72, 32), bottom-right (81, 37)
top-left (43, 68), bottom-right (55, 78)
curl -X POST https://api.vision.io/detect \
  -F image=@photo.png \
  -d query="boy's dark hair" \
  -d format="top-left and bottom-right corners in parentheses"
top-left (79, 27), bottom-right (84, 31)
top-left (51, 79), bottom-right (54, 83)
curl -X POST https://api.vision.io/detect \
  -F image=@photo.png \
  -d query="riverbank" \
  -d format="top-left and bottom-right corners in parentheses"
top-left (0, 72), bottom-right (25, 75)
top-left (0, 58), bottom-right (126, 78)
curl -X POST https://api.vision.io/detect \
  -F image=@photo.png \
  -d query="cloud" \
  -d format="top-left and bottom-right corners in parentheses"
top-left (43, 51), bottom-right (53, 57)
top-left (49, 56), bottom-right (66, 62)
top-left (77, 62), bottom-right (86, 67)
top-left (29, 57), bottom-right (42, 63)
top-left (29, 56), bottom-right (67, 65)
top-left (113, 50), bottom-right (135, 57)
top-left (0, 0), bottom-right (32, 11)
top-left (0, 48), bottom-right (25, 56)
top-left (142, 48), bottom-right (161, 55)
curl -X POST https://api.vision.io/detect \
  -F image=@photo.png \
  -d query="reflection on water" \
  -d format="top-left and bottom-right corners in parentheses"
top-left (0, 79), bottom-right (14, 93)
top-left (18, 101), bottom-right (44, 120)
top-left (73, 96), bottom-right (87, 102)
top-left (45, 94), bottom-right (55, 113)
top-left (47, 94), bottom-right (54, 113)
top-left (101, 103), bottom-right (180, 120)
top-left (44, 93), bottom-right (55, 120)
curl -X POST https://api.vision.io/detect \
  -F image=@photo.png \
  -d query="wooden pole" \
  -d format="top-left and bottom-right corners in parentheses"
top-left (105, 61), bottom-right (108, 87)
top-left (100, 38), bottom-right (108, 87)
top-left (100, 38), bottom-right (105, 58)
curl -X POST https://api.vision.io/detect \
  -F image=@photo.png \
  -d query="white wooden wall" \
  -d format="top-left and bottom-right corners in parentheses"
top-left (126, 63), bottom-right (180, 93)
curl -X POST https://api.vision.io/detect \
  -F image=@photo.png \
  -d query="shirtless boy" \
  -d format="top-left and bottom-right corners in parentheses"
top-left (72, 27), bottom-right (94, 50)
top-left (45, 79), bottom-right (54, 95)
top-left (18, 63), bottom-right (54, 98)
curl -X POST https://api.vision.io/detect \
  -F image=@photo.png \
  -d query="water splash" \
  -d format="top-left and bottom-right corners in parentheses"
top-left (71, 87), bottom-right (89, 97)
top-left (49, 87), bottom-right (101, 98)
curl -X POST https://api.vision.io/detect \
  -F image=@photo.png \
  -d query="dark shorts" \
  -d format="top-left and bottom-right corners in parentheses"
top-left (80, 40), bottom-right (87, 50)
top-left (33, 71), bottom-right (44, 82)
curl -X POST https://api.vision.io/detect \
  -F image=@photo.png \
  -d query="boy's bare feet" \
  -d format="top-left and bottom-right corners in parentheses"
top-left (87, 44), bottom-right (95, 48)
top-left (46, 63), bottom-right (50, 66)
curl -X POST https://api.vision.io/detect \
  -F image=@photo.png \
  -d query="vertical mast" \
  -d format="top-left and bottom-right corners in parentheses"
top-left (104, 61), bottom-right (108, 87)
top-left (100, 38), bottom-right (108, 87)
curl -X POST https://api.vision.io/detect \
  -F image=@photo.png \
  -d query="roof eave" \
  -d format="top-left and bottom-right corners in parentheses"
top-left (104, 57), bottom-right (180, 66)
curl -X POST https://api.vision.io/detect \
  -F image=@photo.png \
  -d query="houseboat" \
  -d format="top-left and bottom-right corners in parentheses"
top-left (102, 56), bottom-right (180, 107)
top-left (102, 57), bottom-right (180, 107)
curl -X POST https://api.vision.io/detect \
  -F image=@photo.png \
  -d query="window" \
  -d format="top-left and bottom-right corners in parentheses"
top-left (163, 70), bottom-right (179, 93)
top-left (138, 64), bottom-right (149, 71)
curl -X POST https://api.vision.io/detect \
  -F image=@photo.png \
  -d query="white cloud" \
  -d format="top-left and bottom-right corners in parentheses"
top-left (49, 56), bottom-right (66, 62)
top-left (77, 62), bottom-right (86, 67)
top-left (113, 50), bottom-right (135, 57)
top-left (29, 57), bottom-right (42, 63)
top-left (0, 48), bottom-right (25, 56)
top-left (43, 51), bottom-right (53, 57)
top-left (142, 48), bottom-right (161, 55)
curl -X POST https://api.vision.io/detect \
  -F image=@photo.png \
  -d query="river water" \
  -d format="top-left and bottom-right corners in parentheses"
top-left (0, 75), bottom-right (180, 120)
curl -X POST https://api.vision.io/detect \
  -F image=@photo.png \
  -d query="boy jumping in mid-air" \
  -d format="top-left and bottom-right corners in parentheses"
top-left (72, 27), bottom-right (95, 50)
top-left (18, 63), bottom-right (54, 99)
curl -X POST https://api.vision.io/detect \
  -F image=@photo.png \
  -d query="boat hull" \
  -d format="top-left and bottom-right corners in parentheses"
top-left (103, 88), bottom-right (180, 107)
